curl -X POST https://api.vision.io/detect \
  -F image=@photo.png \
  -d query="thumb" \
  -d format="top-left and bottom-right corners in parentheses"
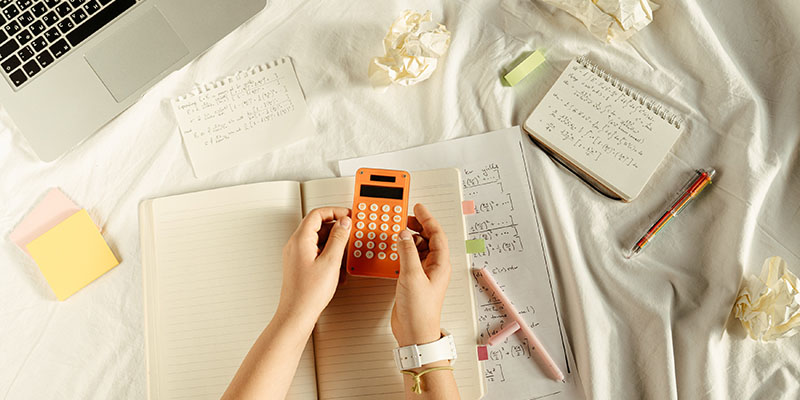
top-left (319, 216), bottom-right (351, 265)
top-left (397, 229), bottom-right (425, 280)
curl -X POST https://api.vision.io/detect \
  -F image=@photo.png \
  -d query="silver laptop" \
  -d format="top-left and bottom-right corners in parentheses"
top-left (0, 0), bottom-right (266, 161)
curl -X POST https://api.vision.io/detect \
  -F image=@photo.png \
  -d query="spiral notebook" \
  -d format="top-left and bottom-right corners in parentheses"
top-left (523, 57), bottom-right (683, 201)
top-left (171, 57), bottom-right (316, 177)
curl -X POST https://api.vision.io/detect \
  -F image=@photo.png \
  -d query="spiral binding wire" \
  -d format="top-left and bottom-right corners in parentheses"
top-left (576, 56), bottom-right (682, 129)
top-left (175, 57), bottom-right (289, 102)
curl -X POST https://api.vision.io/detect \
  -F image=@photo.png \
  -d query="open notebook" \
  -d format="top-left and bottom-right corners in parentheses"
top-left (139, 168), bottom-right (485, 400)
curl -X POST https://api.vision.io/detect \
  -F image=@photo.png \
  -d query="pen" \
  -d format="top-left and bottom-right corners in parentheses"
top-left (627, 168), bottom-right (716, 258)
top-left (477, 268), bottom-right (565, 381)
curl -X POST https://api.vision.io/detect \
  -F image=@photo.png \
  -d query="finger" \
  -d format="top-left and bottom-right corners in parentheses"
top-left (412, 204), bottom-right (450, 283)
top-left (297, 207), bottom-right (351, 238)
top-left (407, 216), bottom-right (424, 234)
top-left (318, 216), bottom-right (352, 265)
top-left (397, 229), bottom-right (426, 280)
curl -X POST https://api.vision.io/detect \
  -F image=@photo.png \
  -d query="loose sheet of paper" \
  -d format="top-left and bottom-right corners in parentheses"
top-left (524, 58), bottom-right (682, 200)
top-left (339, 127), bottom-right (584, 399)
top-left (171, 58), bottom-right (316, 177)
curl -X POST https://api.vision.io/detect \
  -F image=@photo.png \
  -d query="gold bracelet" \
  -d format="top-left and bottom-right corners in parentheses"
top-left (401, 366), bottom-right (455, 394)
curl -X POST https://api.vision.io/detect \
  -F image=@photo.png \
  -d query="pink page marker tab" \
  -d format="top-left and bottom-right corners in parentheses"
top-left (461, 200), bottom-right (476, 215)
top-left (9, 188), bottom-right (82, 255)
top-left (477, 345), bottom-right (488, 361)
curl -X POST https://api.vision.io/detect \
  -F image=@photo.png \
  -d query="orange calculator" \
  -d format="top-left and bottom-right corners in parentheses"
top-left (346, 168), bottom-right (411, 279)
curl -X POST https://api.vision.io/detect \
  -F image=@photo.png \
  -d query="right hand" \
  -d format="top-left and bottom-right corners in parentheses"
top-left (391, 203), bottom-right (452, 347)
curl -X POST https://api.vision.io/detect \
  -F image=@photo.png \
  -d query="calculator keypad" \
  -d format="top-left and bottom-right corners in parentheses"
top-left (351, 202), bottom-right (403, 266)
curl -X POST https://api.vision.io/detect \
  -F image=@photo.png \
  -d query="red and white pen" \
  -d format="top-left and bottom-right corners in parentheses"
top-left (477, 268), bottom-right (565, 381)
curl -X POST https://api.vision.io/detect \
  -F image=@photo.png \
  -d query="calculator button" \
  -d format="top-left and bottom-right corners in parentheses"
top-left (381, 214), bottom-right (390, 222)
top-left (390, 253), bottom-right (398, 261)
top-left (356, 221), bottom-right (365, 230)
top-left (367, 231), bottom-right (376, 240)
top-left (365, 251), bottom-right (374, 259)
top-left (392, 224), bottom-right (401, 232)
top-left (369, 213), bottom-right (378, 221)
top-left (382, 204), bottom-right (391, 212)
top-left (378, 242), bottom-right (387, 250)
top-left (366, 241), bottom-right (375, 249)
top-left (380, 223), bottom-right (389, 231)
top-left (356, 212), bottom-right (366, 220)
top-left (353, 250), bottom-right (362, 258)
top-left (358, 202), bottom-right (367, 210)
top-left (393, 215), bottom-right (402, 223)
top-left (391, 243), bottom-right (398, 251)
top-left (394, 205), bottom-right (402, 213)
top-left (354, 240), bottom-right (363, 248)
top-left (391, 234), bottom-right (399, 242)
top-left (355, 231), bottom-right (363, 239)
top-left (368, 222), bottom-right (377, 230)
top-left (378, 252), bottom-right (386, 260)
top-left (379, 232), bottom-right (388, 241)
top-left (370, 203), bottom-right (379, 212)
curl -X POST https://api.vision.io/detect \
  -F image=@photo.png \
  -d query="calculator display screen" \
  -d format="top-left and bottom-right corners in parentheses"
top-left (360, 185), bottom-right (404, 200)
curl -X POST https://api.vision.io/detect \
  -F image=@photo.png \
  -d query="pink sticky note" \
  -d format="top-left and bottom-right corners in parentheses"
top-left (462, 200), bottom-right (476, 215)
top-left (9, 188), bottom-right (81, 255)
top-left (477, 345), bottom-right (488, 361)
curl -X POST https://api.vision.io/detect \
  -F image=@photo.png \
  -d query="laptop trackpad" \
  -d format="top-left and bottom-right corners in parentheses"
top-left (85, 7), bottom-right (189, 102)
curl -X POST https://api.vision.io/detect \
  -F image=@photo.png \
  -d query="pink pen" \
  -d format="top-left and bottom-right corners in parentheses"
top-left (478, 268), bottom-right (565, 381)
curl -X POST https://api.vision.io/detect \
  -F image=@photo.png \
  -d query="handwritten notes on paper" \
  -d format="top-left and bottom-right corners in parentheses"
top-left (524, 57), bottom-right (682, 200)
top-left (171, 58), bottom-right (316, 177)
top-left (338, 127), bottom-right (584, 399)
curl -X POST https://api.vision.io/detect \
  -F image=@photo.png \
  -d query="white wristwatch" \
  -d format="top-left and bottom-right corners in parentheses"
top-left (393, 329), bottom-right (457, 370)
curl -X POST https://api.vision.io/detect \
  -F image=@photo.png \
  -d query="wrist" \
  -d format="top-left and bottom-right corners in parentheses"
top-left (394, 327), bottom-right (442, 347)
top-left (274, 302), bottom-right (320, 331)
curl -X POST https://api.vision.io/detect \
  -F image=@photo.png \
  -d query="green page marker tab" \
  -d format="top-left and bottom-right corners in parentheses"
top-left (504, 50), bottom-right (545, 86)
top-left (465, 239), bottom-right (486, 254)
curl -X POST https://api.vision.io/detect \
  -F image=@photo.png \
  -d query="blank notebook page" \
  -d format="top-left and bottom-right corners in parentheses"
top-left (141, 181), bottom-right (317, 400)
top-left (301, 169), bottom-right (484, 400)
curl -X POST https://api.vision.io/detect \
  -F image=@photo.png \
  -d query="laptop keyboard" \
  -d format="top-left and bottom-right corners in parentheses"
top-left (0, 0), bottom-right (135, 88)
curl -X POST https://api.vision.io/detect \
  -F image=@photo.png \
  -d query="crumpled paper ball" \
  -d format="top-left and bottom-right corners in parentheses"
top-left (541, 0), bottom-right (660, 42)
top-left (368, 10), bottom-right (451, 91)
top-left (734, 256), bottom-right (800, 342)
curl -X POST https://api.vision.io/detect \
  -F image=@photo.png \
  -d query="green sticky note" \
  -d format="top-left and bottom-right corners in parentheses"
top-left (465, 239), bottom-right (486, 254)
top-left (504, 50), bottom-right (545, 86)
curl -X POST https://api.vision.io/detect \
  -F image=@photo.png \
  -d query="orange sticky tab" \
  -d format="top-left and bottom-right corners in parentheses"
top-left (462, 200), bottom-right (476, 215)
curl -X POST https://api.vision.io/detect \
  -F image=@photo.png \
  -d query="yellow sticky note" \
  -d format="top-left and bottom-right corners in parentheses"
top-left (504, 50), bottom-right (545, 86)
top-left (465, 239), bottom-right (486, 254)
top-left (26, 209), bottom-right (119, 301)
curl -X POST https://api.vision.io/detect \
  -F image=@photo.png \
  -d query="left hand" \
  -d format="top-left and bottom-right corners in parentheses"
top-left (276, 207), bottom-right (351, 323)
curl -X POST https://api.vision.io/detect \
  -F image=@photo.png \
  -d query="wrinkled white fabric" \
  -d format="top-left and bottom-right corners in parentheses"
top-left (0, 0), bottom-right (798, 399)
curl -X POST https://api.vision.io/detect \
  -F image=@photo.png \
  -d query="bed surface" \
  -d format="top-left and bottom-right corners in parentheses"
top-left (1, 0), bottom-right (798, 398)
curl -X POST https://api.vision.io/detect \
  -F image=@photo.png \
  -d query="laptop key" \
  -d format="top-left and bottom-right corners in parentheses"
top-left (56, 17), bottom-right (72, 33)
top-left (0, 29), bottom-right (6, 43)
top-left (49, 37), bottom-right (67, 57)
top-left (54, 2), bottom-right (69, 17)
top-left (4, 20), bottom-right (20, 35)
top-left (15, 28), bottom-right (30, 44)
top-left (3, 5), bottom-right (19, 20)
top-left (69, 8), bottom-right (85, 24)
top-left (42, 26), bottom-right (58, 42)
top-left (41, 9), bottom-right (55, 25)
top-left (29, 34), bottom-right (44, 51)
top-left (21, 57), bottom-right (38, 76)
top-left (16, 43), bottom-right (31, 60)
top-left (34, 46), bottom-right (50, 66)
top-left (0, 37), bottom-right (18, 60)
top-left (0, 0), bottom-right (13, 7)
top-left (16, 0), bottom-right (33, 11)
top-left (9, 67), bottom-right (26, 86)
top-left (98, 0), bottom-right (111, 5)
top-left (15, 9), bottom-right (31, 25)
top-left (67, 0), bottom-right (83, 7)
top-left (30, 1), bottom-right (45, 16)
top-left (66, 0), bottom-right (133, 47)
top-left (2, 53), bottom-right (20, 71)
top-left (28, 18), bottom-right (42, 35)
top-left (83, 0), bottom-right (98, 15)
top-left (43, 0), bottom-right (58, 8)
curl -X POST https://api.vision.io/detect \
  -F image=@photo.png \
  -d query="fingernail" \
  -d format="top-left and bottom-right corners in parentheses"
top-left (339, 216), bottom-right (351, 228)
top-left (399, 230), bottom-right (412, 241)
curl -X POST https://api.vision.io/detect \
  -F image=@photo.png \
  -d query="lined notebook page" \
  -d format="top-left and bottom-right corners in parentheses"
top-left (523, 58), bottom-right (682, 200)
top-left (141, 181), bottom-right (317, 400)
top-left (300, 169), bottom-right (484, 400)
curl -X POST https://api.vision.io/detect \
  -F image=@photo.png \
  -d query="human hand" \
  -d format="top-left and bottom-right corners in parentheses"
top-left (391, 203), bottom-right (452, 347)
top-left (277, 207), bottom-right (351, 324)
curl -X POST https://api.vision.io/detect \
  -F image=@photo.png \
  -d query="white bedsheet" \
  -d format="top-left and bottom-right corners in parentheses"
top-left (1, 0), bottom-right (798, 398)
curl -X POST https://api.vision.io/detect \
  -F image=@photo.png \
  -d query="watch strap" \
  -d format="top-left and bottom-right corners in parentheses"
top-left (393, 329), bottom-right (457, 370)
